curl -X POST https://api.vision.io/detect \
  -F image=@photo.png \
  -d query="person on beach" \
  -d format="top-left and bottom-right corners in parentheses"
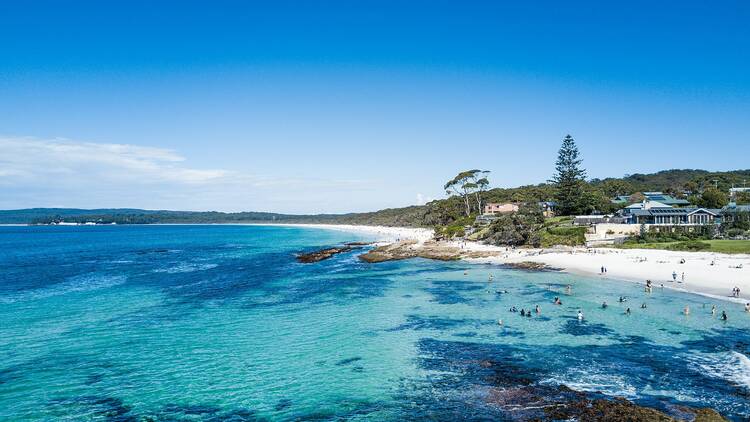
top-left (681, 272), bottom-right (685, 283)
top-left (672, 271), bottom-right (677, 282)
top-left (721, 311), bottom-right (728, 321)
top-left (684, 305), bottom-right (690, 316)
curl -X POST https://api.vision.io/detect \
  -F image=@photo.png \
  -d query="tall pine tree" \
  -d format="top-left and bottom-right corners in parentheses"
top-left (550, 135), bottom-right (588, 216)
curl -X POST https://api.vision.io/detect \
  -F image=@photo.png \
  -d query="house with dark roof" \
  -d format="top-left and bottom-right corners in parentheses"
top-left (612, 192), bottom-right (690, 207)
top-left (619, 200), bottom-right (720, 225)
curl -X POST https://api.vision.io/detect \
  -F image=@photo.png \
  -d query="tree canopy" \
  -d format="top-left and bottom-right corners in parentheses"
top-left (549, 135), bottom-right (590, 215)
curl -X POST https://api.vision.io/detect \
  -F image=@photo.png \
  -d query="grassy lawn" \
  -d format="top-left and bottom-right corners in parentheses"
top-left (618, 239), bottom-right (750, 254)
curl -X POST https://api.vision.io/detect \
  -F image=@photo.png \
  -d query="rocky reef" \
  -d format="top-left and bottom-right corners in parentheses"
top-left (359, 240), bottom-right (497, 263)
top-left (296, 246), bottom-right (354, 263)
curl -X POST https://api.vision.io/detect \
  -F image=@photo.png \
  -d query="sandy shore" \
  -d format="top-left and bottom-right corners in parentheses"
top-left (263, 223), bottom-right (434, 245)
top-left (297, 224), bottom-right (750, 303)
top-left (465, 245), bottom-right (750, 303)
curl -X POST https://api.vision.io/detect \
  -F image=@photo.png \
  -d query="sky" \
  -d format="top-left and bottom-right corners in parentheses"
top-left (1, 1), bottom-right (748, 213)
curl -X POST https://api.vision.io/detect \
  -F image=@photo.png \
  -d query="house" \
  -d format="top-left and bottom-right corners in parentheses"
top-left (612, 192), bottom-right (690, 207)
top-left (722, 202), bottom-right (750, 223)
top-left (483, 203), bottom-right (519, 214)
top-left (619, 200), bottom-right (720, 225)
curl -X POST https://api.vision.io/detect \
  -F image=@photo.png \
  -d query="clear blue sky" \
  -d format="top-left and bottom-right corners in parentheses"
top-left (1, 1), bottom-right (748, 213)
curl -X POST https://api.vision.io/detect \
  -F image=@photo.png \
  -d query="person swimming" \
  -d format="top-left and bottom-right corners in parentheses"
top-left (684, 305), bottom-right (690, 316)
top-left (535, 305), bottom-right (541, 314)
top-left (577, 310), bottom-right (584, 321)
top-left (510, 306), bottom-right (518, 313)
top-left (497, 319), bottom-right (503, 326)
top-left (721, 311), bottom-right (728, 321)
top-left (744, 303), bottom-right (750, 313)
top-left (601, 301), bottom-right (608, 309)
top-left (625, 308), bottom-right (631, 315)
top-left (641, 303), bottom-right (647, 309)
top-left (520, 309), bottom-right (526, 317)
top-left (711, 305), bottom-right (716, 316)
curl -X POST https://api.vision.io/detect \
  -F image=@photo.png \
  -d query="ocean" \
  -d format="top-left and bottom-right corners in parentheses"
top-left (1, 225), bottom-right (749, 421)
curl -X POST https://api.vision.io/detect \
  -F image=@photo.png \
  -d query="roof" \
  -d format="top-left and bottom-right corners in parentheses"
top-left (613, 192), bottom-right (690, 206)
top-left (625, 200), bottom-right (672, 210)
top-left (630, 207), bottom-right (720, 217)
top-left (724, 203), bottom-right (750, 212)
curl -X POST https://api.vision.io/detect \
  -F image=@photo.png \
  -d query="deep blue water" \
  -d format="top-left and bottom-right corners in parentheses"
top-left (1, 225), bottom-right (749, 421)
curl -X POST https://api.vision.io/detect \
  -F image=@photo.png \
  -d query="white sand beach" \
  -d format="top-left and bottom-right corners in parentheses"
top-left (468, 245), bottom-right (750, 303)
top-left (303, 224), bottom-right (750, 304)
top-left (266, 224), bottom-right (434, 245)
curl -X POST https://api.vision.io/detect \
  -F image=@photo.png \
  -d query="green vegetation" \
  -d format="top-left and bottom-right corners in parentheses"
top-left (2, 134), bottom-right (748, 248)
top-left (550, 135), bottom-right (591, 215)
top-left (618, 240), bottom-right (750, 254)
top-left (694, 188), bottom-right (729, 209)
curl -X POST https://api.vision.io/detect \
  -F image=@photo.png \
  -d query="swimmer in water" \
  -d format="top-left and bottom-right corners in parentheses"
top-left (625, 308), bottom-right (631, 315)
top-left (577, 310), bottom-right (584, 321)
top-left (497, 319), bottom-right (503, 326)
top-left (721, 311), bottom-right (728, 321)
top-left (520, 309), bottom-right (526, 317)
top-left (601, 301), bottom-right (608, 309)
top-left (641, 303), bottom-right (647, 309)
top-left (535, 305), bottom-right (541, 314)
top-left (711, 305), bottom-right (716, 316)
top-left (683, 305), bottom-right (690, 316)
top-left (745, 303), bottom-right (750, 313)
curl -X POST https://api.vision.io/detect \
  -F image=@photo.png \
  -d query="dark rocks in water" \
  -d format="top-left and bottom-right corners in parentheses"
top-left (503, 261), bottom-right (559, 271)
top-left (296, 246), bottom-right (354, 263)
top-left (275, 398), bottom-right (293, 411)
top-left (544, 396), bottom-right (676, 421)
top-left (335, 357), bottom-right (363, 366)
top-left (345, 241), bottom-right (373, 246)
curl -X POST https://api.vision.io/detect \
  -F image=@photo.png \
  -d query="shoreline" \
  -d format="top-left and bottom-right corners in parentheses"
top-left (292, 223), bottom-right (750, 304)
top-left (8, 222), bottom-right (749, 304)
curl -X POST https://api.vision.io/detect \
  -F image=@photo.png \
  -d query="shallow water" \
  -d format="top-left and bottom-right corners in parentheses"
top-left (1, 225), bottom-right (749, 420)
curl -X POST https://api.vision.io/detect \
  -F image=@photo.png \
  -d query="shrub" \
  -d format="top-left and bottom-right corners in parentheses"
top-left (667, 241), bottom-right (711, 251)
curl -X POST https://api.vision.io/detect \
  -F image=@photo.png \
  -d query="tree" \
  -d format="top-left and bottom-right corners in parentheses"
top-left (697, 188), bottom-right (729, 209)
top-left (735, 191), bottom-right (750, 205)
top-left (549, 135), bottom-right (589, 215)
top-left (444, 171), bottom-right (477, 217)
top-left (628, 192), bottom-right (646, 203)
top-left (444, 170), bottom-right (490, 217)
top-left (469, 170), bottom-right (490, 214)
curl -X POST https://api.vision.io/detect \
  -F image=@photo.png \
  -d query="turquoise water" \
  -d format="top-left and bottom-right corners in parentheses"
top-left (1, 225), bottom-right (749, 421)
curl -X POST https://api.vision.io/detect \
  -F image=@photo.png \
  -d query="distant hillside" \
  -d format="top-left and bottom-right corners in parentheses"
top-left (595, 169), bottom-right (750, 194)
top-left (2, 169), bottom-right (748, 227)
